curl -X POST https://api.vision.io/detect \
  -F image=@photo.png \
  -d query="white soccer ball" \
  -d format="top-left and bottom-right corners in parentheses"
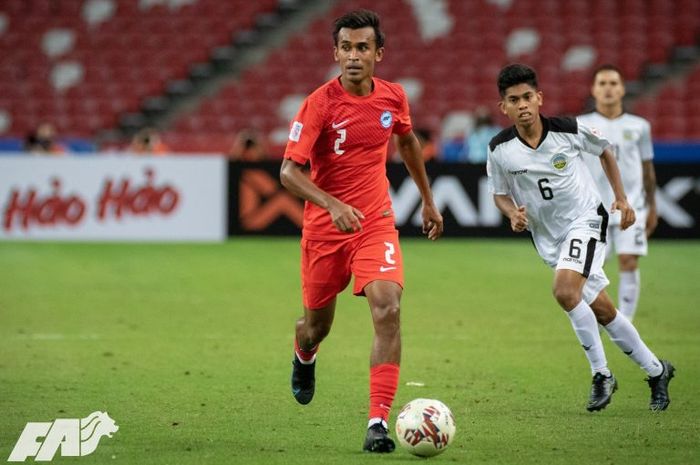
top-left (395, 398), bottom-right (456, 457)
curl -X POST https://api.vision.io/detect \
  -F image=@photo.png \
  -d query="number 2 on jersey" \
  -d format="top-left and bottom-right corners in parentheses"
top-left (334, 129), bottom-right (346, 155)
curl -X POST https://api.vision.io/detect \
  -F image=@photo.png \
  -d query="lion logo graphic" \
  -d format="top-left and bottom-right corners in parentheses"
top-left (8, 411), bottom-right (118, 462)
top-left (80, 411), bottom-right (119, 456)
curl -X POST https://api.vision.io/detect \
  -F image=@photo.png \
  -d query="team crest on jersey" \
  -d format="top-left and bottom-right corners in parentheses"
top-left (623, 129), bottom-right (634, 141)
top-left (380, 111), bottom-right (393, 128)
top-left (551, 154), bottom-right (567, 170)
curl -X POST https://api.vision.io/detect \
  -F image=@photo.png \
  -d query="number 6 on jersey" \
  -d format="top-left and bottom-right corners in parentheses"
top-left (537, 178), bottom-right (553, 200)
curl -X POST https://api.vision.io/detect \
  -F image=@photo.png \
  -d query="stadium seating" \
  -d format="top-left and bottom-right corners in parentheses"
top-left (0, 0), bottom-right (698, 151)
top-left (632, 63), bottom-right (700, 140)
top-left (0, 0), bottom-right (279, 139)
top-left (164, 0), bottom-right (700, 153)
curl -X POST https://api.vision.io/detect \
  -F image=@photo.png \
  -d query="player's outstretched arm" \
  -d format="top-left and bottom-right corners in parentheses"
top-left (394, 131), bottom-right (443, 240)
top-left (642, 160), bottom-right (658, 237)
top-left (280, 158), bottom-right (364, 233)
top-left (599, 148), bottom-right (636, 230)
top-left (494, 195), bottom-right (527, 232)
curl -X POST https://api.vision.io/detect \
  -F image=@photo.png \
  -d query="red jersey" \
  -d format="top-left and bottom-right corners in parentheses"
top-left (284, 77), bottom-right (412, 240)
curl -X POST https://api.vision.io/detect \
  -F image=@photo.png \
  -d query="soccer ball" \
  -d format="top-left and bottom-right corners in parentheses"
top-left (395, 398), bottom-right (456, 457)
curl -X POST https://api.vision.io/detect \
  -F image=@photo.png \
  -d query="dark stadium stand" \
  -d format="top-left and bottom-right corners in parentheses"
top-left (0, 0), bottom-right (698, 152)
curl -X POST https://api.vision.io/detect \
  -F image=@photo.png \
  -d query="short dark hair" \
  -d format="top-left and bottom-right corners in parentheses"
top-left (333, 9), bottom-right (385, 48)
top-left (497, 64), bottom-right (538, 97)
top-left (592, 63), bottom-right (624, 83)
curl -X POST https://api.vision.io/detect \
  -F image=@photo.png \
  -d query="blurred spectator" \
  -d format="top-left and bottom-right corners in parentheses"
top-left (128, 127), bottom-right (169, 155)
top-left (465, 107), bottom-right (501, 164)
top-left (24, 122), bottom-right (66, 155)
top-left (414, 127), bottom-right (438, 163)
top-left (440, 139), bottom-right (467, 162)
top-left (438, 112), bottom-right (470, 163)
top-left (228, 129), bottom-right (267, 161)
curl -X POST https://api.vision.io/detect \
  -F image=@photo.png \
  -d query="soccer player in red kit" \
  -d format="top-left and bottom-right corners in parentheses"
top-left (280, 9), bottom-right (443, 453)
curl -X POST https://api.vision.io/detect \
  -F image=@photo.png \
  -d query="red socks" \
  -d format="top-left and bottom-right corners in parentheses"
top-left (369, 363), bottom-right (400, 422)
top-left (294, 338), bottom-right (318, 363)
top-left (295, 340), bottom-right (399, 423)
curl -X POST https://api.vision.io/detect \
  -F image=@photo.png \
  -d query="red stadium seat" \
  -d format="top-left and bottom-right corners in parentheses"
top-left (0, 0), bottom-right (282, 139)
top-left (2, 0), bottom-right (698, 149)
top-left (163, 0), bottom-right (698, 151)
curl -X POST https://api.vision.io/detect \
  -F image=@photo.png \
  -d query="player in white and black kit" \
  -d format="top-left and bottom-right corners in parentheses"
top-left (578, 64), bottom-right (657, 322)
top-left (487, 64), bottom-right (674, 412)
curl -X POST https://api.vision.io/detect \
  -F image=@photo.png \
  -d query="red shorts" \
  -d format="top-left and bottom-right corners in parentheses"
top-left (300, 226), bottom-right (404, 309)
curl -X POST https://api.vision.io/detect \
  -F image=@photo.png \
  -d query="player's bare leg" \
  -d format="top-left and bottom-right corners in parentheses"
top-left (291, 299), bottom-right (336, 405)
top-left (296, 300), bottom-right (336, 351)
top-left (552, 269), bottom-right (586, 310)
top-left (590, 290), bottom-right (674, 410)
top-left (588, 290), bottom-right (619, 324)
top-left (553, 269), bottom-right (616, 411)
top-left (363, 280), bottom-right (402, 453)
top-left (617, 254), bottom-right (641, 321)
top-left (366, 280), bottom-right (401, 366)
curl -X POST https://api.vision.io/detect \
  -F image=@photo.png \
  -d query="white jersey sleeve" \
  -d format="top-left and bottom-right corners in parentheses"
top-left (577, 123), bottom-right (612, 157)
top-left (639, 120), bottom-right (654, 161)
top-left (487, 146), bottom-right (510, 196)
top-left (576, 112), bottom-right (652, 216)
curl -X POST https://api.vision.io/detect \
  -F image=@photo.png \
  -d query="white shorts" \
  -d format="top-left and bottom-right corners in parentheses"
top-left (545, 228), bottom-right (610, 304)
top-left (607, 209), bottom-right (648, 257)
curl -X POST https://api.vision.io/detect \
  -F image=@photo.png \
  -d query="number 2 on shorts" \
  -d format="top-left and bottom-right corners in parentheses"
top-left (384, 241), bottom-right (396, 265)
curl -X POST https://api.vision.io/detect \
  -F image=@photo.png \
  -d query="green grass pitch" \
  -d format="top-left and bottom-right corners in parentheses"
top-left (1, 238), bottom-right (698, 464)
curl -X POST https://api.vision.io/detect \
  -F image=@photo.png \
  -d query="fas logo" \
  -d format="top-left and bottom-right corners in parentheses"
top-left (380, 110), bottom-right (393, 128)
top-left (8, 411), bottom-right (118, 462)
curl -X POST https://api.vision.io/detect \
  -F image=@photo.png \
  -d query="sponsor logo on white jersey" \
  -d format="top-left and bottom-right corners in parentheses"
top-left (589, 125), bottom-right (603, 137)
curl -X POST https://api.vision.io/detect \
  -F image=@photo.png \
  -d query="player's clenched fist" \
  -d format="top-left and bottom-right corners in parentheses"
top-left (611, 199), bottom-right (636, 230)
top-left (509, 205), bottom-right (528, 232)
top-left (328, 199), bottom-right (365, 233)
top-left (421, 203), bottom-right (443, 241)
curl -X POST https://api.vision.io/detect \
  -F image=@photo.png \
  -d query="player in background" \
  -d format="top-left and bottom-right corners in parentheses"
top-left (280, 10), bottom-right (443, 452)
top-left (487, 64), bottom-right (674, 412)
top-left (578, 64), bottom-right (657, 322)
